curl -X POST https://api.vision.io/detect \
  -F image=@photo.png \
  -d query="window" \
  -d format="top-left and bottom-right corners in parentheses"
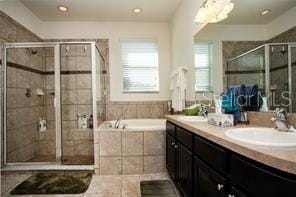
top-left (194, 42), bottom-right (213, 92)
top-left (121, 40), bottom-right (159, 92)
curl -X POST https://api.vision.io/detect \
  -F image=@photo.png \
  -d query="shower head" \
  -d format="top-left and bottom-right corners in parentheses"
top-left (26, 48), bottom-right (38, 55)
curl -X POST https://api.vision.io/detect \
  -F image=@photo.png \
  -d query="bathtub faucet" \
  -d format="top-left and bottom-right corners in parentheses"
top-left (114, 116), bottom-right (125, 129)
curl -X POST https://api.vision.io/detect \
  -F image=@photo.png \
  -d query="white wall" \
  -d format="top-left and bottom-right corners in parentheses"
top-left (266, 7), bottom-right (296, 39)
top-left (41, 22), bottom-right (171, 101)
top-left (0, 0), bottom-right (43, 37)
top-left (1, 1), bottom-right (171, 101)
top-left (170, 0), bottom-right (206, 101)
top-left (194, 24), bottom-right (267, 97)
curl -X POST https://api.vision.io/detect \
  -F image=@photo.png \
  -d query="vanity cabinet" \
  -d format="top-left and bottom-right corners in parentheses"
top-left (166, 133), bottom-right (177, 180)
top-left (166, 121), bottom-right (296, 197)
top-left (177, 143), bottom-right (193, 196)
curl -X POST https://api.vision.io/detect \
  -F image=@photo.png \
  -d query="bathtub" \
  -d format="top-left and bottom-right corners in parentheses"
top-left (105, 119), bottom-right (166, 131)
top-left (96, 119), bottom-right (167, 175)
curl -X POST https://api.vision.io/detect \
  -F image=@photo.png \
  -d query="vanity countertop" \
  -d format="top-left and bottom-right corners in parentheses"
top-left (166, 115), bottom-right (296, 175)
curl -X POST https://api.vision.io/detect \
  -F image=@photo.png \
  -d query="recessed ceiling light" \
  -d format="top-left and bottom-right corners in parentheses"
top-left (260, 9), bottom-right (270, 16)
top-left (57, 5), bottom-right (68, 12)
top-left (133, 8), bottom-right (142, 14)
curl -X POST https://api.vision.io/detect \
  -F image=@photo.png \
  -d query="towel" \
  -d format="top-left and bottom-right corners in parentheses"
top-left (244, 84), bottom-right (262, 111)
top-left (170, 67), bottom-right (188, 112)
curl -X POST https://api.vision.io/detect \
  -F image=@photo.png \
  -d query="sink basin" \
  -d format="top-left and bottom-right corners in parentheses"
top-left (226, 128), bottom-right (296, 147)
top-left (177, 116), bottom-right (208, 122)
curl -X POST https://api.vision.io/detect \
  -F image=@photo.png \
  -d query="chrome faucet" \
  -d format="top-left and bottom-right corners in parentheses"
top-left (114, 116), bottom-right (125, 129)
top-left (198, 105), bottom-right (209, 117)
top-left (271, 108), bottom-right (290, 132)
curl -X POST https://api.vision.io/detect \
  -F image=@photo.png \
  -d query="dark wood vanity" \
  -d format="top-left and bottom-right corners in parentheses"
top-left (166, 121), bottom-right (296, 197)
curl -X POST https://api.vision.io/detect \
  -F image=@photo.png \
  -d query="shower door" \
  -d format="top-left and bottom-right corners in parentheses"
top-left (3, 43), bottom-right (61, 164)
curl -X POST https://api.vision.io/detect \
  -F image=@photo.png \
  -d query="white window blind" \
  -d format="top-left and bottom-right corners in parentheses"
top-left (194, 42), bottom-right (213, 92)
top-left (121, 41), bottom-right (159, 92)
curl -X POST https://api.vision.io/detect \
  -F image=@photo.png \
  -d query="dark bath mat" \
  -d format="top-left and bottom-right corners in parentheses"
top-left (10, 172), bottom-right (92, 195)
top-left (140, 180), bottom-right (177, 197)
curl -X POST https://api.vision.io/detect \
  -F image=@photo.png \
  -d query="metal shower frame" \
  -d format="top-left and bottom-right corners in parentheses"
top-left (227, 42), bottom-right (296, 112)
top-left (1, 41), bottom-right (99, 166)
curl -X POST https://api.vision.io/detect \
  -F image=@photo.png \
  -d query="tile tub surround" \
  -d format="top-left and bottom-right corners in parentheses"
top-left (96, 122), bottom-right (166, 175)
top-left (166, 115), bottom-right (296, 175)
top-left (106, 101), bottom-right (169, 120)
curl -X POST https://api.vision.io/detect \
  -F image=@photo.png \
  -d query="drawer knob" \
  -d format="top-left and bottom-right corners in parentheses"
top-left (217, 184), bottom-right (224, 191)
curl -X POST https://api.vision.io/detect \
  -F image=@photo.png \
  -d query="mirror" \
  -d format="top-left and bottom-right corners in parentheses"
top-left (194, 0), bottom-right (296, 112)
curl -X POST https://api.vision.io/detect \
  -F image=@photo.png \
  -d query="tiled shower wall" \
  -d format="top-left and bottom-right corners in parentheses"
top-left (0, 11), bottom-right (43, 166)
top-left (60, 44), bottom-right (94, 164)
top-left (6, 48), bottom-right (45, 162)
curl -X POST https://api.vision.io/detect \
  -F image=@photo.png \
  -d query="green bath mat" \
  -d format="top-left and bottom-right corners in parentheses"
top-left (140, 180), bottom-right (177, 196)
top-left (10, 172), bottom-right (92, 195)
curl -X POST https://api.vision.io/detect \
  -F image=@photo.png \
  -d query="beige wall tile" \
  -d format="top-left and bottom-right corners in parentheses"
top-left (62, 89), bottom-right (77, 104)
top-left (100, 157), bottom-right (122, 175)
top-left (77, 74), bottom-right (92, 89)
top-left (122, 104), bottom-right (137, 119)
top-left (144, 131), bottom-right (165, 155)
top-left (77, 56), bottom-right (91, 71)
top-left (151, 104), bottom-right (164, 118)
top-left (122, 131), bottom-right (143, 156)
top-left (61, 75), bottom-right (77, 90)
top-left (61, 56), bottom-right (76, 71)
top-left (77, 89), bottom-right (92, 104)
top-left (122, 156), bottom-right (144, 175)
top-left (144, 155), bottom-right (166, 173)
top-left (137, 104), bottom-right (151, 119)
top-left (100, 131), bottom-right (121, 156)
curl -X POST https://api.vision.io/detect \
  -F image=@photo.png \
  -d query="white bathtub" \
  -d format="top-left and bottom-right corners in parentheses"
top-left (105, 119), bottom-right (166, 131)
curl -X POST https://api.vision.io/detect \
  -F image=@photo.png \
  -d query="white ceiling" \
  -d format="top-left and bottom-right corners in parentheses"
top-left (220, 0), bottom-right (296, 24)
top-left (20, 0), bottom-right (182, 22)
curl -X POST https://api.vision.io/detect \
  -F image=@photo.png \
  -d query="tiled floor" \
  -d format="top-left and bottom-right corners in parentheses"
top-left (1, 172), bottom-right (180, 197)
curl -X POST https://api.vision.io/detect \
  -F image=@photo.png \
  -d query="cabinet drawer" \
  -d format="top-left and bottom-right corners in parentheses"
top-left (176, 126), bottom-right (193, 150)
top-left (166, 121), bottom-right (176, 137)
top-left (194, 136), bottom-right (227, 175)
top-left (231, 155), bottom-right (296, 197)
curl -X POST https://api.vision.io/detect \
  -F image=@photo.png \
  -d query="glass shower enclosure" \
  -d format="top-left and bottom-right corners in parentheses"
top-left (2, 42), bottom-right (100, 165)
top-left (226, 43), bottom-right (296, 112)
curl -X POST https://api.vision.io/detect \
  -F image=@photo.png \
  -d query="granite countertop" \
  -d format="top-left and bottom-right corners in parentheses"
top-left (166, 115), bottom-right (296, 175)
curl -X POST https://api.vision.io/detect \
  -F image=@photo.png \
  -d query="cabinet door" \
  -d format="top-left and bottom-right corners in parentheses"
top-left (166, 133), bottom-right (176, 180)
top-left (193, 156), bottom-right (199, 197)
top-left (177, 143), bottom-right (193, 197)
top-left (197, 158), bottom-right (226, 197)
top-left (229, 187), bottom-right (249, 197)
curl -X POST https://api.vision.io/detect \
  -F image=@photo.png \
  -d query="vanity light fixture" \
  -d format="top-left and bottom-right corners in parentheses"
top-left (260, 9), bottom-right (270, 16)
top-left (195, 0), bottom-right (234, 23)
top-left (133, 8), bottom-right (142, 14)
top-left (57, 5), bottom-right (69, 12)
